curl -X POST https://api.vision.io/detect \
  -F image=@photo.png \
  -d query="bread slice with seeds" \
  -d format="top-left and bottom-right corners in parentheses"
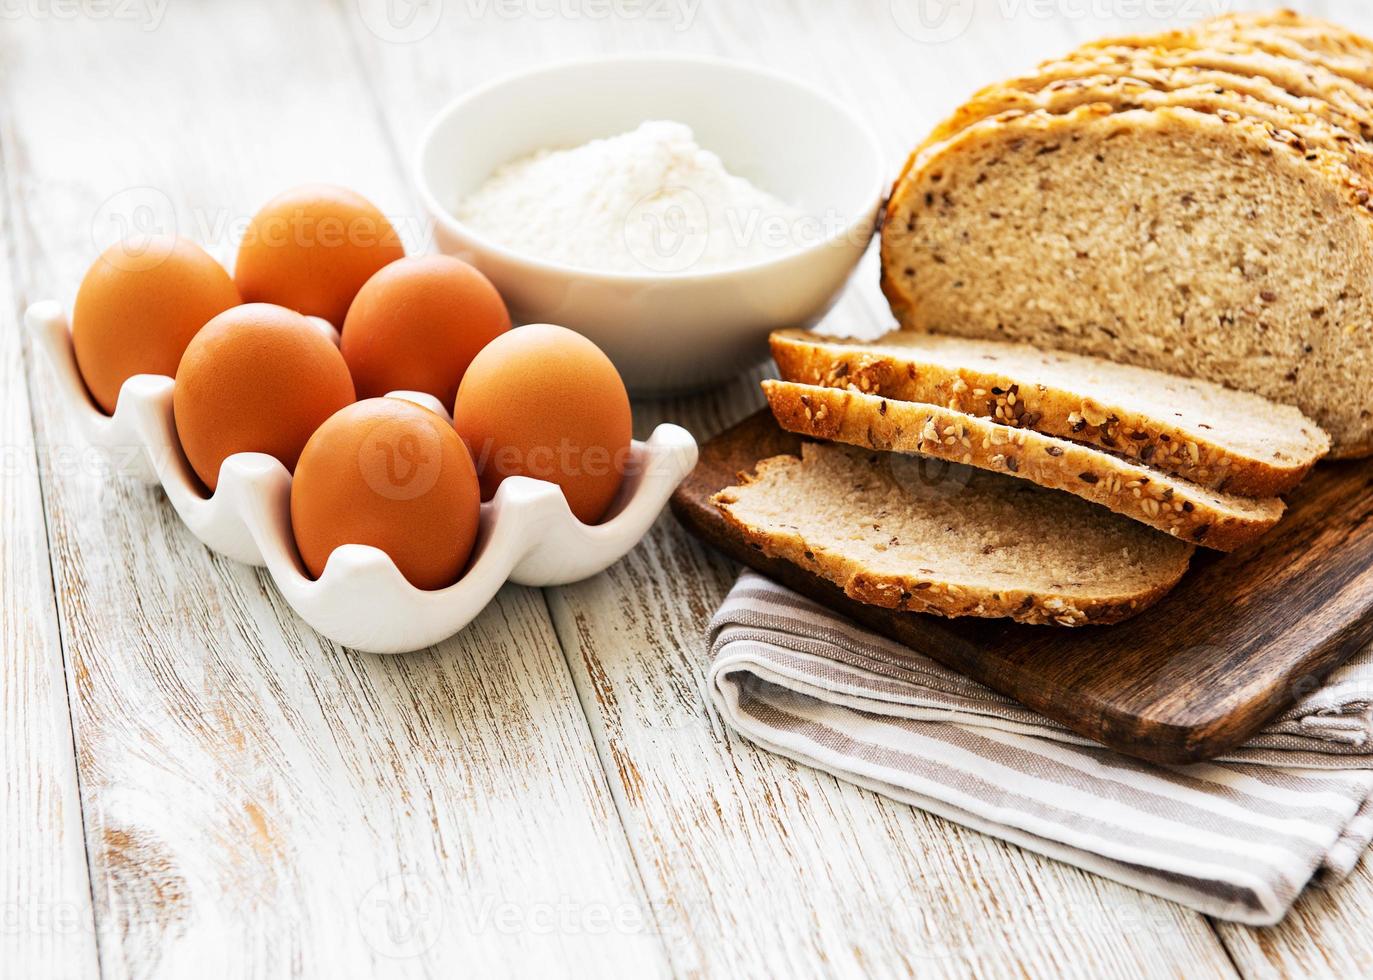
top-left (881, 103), bottom-right (1373, 457)
top-left (712, 441), bottom-right (1194, 626)
top-left (764, 380), bottom-right (1285, 551)
top-left (770, 329), bottom-right (1329, 496)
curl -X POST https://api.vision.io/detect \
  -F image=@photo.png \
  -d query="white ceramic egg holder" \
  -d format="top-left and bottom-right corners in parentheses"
top-left (24, 300), bottom-right (698, 654)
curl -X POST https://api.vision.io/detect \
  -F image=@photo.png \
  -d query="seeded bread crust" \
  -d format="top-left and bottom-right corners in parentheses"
top-left (1089, 10), bottom-right (1373, 65)
top-left (913, 72), bottom-right (1373, 183)
top-left (764, 380), bottom-right (1285, 552)
top-left (881, 103), bottom-right (1373, 457)
top-left (1216, 8), bottom-right (1373, 48)
top-left (1078, 44), bottom-right (1373, 120)
top-left (899, 41), bottom-right (1373, 190)
top-left (712, 442), bottom-right (1194, 626)
top-left (1087, 24), bottom-right (1373, 92)
top-left (1250, 21), bottom-right (1373, 63)
top-left (770, 330), bottom-right (1329, 496)
top-left (908, 75), bottom-right (1373, 187)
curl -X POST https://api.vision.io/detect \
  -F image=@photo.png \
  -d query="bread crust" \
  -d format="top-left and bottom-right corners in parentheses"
top-left (711, 447), bottom-right (1193, 626)
top-left (1076, 42), bottom-right (1373, 118)
top-left (888, 24), bottom-right (1373, 197)
top-left (880, 103), bottom-right (1373, 458)
top-left (911, 71), bottom-right (1373, 185)
top-left (770, 330), bottom-right (1329, 497)
top-left (1085, 23), bottom-right (1373, 92)
top-left (1204, 9), bottom-right (1373, 52)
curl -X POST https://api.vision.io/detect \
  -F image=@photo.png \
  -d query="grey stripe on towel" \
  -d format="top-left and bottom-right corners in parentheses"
top-left (706, 571), bottom-right (1373, 925)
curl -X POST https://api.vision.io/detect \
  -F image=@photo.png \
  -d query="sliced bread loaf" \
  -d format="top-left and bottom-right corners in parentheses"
top-left (712, 441), bottom-right (1195, 626)
top-left (763, 380), bottom-right (1285, 551)
top-left (769, 329), bottom-right (1329, 496)
top-left (881, 103), bottom-right (1373, 457)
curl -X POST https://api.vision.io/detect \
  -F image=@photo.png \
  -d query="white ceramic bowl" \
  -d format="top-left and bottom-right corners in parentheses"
top-left (24, 300), bottom-right (698, 654)
top-left (414, 55), bottom-right (886, 396)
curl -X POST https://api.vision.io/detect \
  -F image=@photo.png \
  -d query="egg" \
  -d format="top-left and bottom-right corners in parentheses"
top-left (452, 324), bottom-right (632, 524)
top-left (291, 398), bottom-right (481, 590)
top-left (71, 235), bottom-right (241, 414)
top-left (233, 185), bottom-right (405, 326)
top-left (173, 303), bottom-right (355, 492)
top-left (340, 255), bottom-right (511, 406)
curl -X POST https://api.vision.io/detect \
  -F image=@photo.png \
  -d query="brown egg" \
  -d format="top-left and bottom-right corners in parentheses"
top-left (174, 303), bottom-right (355, 492)
top-left (233, 185), bottom-right (405, 326)
top-left (341, 255), bottom-right (511, 406)
top-left (452, 324), bottom-right (632, 524)
top-left (291, 398), bottom-right (481, 590)
top-left (72, 235), bottom-right (241, 414)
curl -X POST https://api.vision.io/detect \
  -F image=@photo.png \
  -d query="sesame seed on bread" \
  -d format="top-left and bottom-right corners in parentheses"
top-left (769, 329), bottom-right (1329, 497)
top-left (763, 380), bottom-right (1286, 552)
top-left (711, 441), bottom-right (1194, 627)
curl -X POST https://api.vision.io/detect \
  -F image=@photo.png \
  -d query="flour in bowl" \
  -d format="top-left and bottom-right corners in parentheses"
top-left (454, 121), bottom-right (807, 274)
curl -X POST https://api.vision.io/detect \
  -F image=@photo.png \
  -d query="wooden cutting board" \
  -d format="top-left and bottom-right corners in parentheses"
top-left (671, 410), bottom-right (1373, 764)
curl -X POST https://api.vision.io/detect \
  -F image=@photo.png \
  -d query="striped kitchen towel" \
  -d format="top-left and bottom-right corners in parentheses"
top-left (706, 571), bottom-right (1373, 925)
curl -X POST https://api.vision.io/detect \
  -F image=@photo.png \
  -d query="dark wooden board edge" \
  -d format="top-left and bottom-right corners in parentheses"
top-left (671, 410), bottom-right (1373, 765)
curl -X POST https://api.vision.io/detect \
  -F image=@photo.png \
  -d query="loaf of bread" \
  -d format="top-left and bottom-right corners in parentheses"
top-left (763, 380), bottom-right (1285, 551)
top-left (881, 11), bottom-right (1373, 457)
top-left (712, 442), bottom-right (1194, 626)
top-left (770, 329), bottom-right (1329, 496)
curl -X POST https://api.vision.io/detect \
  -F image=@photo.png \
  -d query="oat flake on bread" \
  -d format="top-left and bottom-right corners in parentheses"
top-left (456, 120), bottom-right (805, 275)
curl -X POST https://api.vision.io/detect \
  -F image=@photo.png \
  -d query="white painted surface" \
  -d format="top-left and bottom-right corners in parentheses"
top-left (2, 0), bottom-right (1368, 976)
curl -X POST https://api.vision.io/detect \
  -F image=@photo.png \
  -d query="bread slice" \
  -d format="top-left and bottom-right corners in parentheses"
top-left (763, 380), bottom-right (1285, 552)
top-left (881, 103), bottom-right (1373, 458)
top-left (712, 441), bottom-right (1194, 626)
top-left (770, 329), bottom-right (1329, 496)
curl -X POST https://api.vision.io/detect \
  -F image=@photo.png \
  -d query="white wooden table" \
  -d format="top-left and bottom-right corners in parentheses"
top-left (3, 0), bottom-right (1370, 976)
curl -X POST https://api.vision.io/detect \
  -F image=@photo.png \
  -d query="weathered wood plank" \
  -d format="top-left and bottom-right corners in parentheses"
top-left (0, 110), bottom-right (102, 980)
top-left (2, 3), bottom-right (663, 976)
top-left (1215, 860), bottom-right (1373, 978)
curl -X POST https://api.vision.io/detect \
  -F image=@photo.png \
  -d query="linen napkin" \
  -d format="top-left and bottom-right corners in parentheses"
top-left (706, 571), bottom-right (1373, 925)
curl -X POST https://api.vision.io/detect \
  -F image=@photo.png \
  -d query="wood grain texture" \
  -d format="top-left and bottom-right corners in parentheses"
top-left (0, 114), bottom-right (101, 979)
top-left (674, 410), bottom-right (1373, 764)
top-left (1, 3), bottom-right (661, 977)
top-left (1216, 860), bottom-right (1373, 977)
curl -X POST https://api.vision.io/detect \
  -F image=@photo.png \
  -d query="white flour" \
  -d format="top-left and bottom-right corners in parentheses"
top-left (455, 121), bottom-right (806, 274)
